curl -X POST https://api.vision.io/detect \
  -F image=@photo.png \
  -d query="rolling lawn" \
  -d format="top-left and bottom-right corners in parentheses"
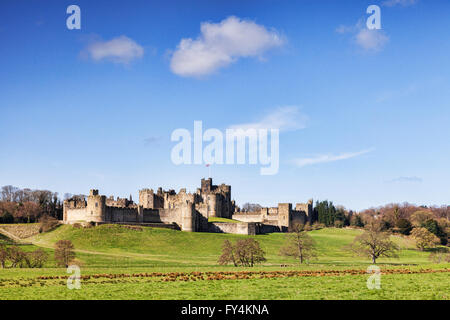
top-left (0, 224), bottom-right (448, 299)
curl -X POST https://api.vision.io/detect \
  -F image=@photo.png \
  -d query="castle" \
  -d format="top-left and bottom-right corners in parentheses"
top-left (63, 178), bottom-right (313, 235)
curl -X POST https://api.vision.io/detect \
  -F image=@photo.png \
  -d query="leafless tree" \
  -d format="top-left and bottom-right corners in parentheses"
top-left (218, 239), bottom-right (265, 267)
top-left (218, 240), bottom-right (237, 266)
top-left (347, 223), bottom-right (399, 264)
top-left (280, 223), bottom-right (317, 264)
top-left (54, 240), bottom-right (75, 267)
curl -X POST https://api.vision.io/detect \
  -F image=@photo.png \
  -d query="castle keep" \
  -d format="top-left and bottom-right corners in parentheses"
top-left (63, 178), bottom-right (313, 234)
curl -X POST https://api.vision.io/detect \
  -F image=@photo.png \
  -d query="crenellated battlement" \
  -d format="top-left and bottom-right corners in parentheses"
top-left (64, 178), bottom-right (311, 234)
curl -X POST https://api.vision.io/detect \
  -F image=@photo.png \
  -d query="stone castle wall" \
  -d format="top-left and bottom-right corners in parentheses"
top-left (63, 179), bottom-right (312, 234)
top-left (232, 200), bottom-right (313, 232)
top-left (208, 222), bottom-right (257, 235)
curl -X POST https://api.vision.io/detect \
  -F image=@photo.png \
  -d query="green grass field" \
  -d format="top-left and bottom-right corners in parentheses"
top-left (0, 224), bottom-right (448, 300)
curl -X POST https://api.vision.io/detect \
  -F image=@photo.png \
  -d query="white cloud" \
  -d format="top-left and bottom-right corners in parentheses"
top-left (228, 106), bottom-right (307, 132)
top-left (170, 16), bottom-right (284, 77)
top-left (85, 36), bottom-right (144, 64)
top-left (382, 0), bottom-right (417, 7)
top-left (355, 28), bottom-right (389, 51)
top-left (293, 148), bottom-right (374, 168)
top-left (337, 20), bottom-right (389, 52)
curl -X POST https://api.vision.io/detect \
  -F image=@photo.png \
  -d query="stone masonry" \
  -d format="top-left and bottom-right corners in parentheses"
top-left (63, 178), bottom-right (312, 234)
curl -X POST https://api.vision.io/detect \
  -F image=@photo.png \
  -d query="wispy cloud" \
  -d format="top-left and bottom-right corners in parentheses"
top-left (84, 36), bottom-right (144, 64)
top-left (170, 16), bottom-right (285, 77)
top-left (336, 20), bottom-right (389, 52)
top-left (144, 136), bottom-right (163, 146)
top-left (228, 106), bottom-right (307, 132)
top-left (382, 0), bottom-right (418, 7)
top-left (293, 148), bottom-right (374, 168)
top-left (387, 176), bottom-right (423, 183)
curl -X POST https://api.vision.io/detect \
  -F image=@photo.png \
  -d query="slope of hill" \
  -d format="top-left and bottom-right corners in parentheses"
top-left (0, 224), bottom-right (448, 300)
top-left (29, 224), bottom-right (435, 268)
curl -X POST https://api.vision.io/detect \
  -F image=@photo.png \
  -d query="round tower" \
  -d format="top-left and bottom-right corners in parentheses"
top-left (181, 201), bottom-right (196, 232)
top-left (87, 189), bottom-right (106, 223)
top-left (206, 194), bottom-right (219, 218)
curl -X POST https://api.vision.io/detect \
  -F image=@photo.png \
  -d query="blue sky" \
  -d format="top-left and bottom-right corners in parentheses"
top-left (0, 0), bottom-right (449, 210)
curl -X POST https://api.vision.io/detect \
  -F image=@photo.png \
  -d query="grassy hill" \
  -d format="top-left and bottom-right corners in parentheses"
top-left (0, 224), bottom-right (448, 300)
top-left (29, 224), bottom-right (436, 268)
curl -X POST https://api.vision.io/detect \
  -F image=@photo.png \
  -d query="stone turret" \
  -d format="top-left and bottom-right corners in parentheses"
top-left (87, 189), bottom-right (106, 223)
top-left (139, 188), bottom-right (163, 209)
top-left (201, 178), bottom-right (213, 193)
top-left (181, 200), bottom-right (196, 232)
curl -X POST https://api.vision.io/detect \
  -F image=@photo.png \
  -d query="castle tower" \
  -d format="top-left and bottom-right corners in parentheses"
top-left (139, 189), bottom-right (154, 209)
top-left (278, 203), bottom-right (292, 230)
top-left (86, 189), bottom-right (106, 223)
top-left (181, 201), bottom-right (196, 232)
top-left (205, 193), bottom-right (219, 218)
top-left (139, 189), bottom-right (163, 209)
top-left (201, 178), bottom-right (212, 193)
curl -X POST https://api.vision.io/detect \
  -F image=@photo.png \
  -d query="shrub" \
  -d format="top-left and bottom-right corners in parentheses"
top-left (334, 220), bottom-right (344, 228)
top-left (0, 244), bottom-right (8, 268)
top-left (24, 249), bottom-right (49, 268)
top-left (311, 222), bottom-right (325, 230)
top-left (7, 246), bottom-right (26, 268)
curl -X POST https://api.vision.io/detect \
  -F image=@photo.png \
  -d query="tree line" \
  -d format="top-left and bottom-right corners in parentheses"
top-left (0, 185), bottom-right (65, 223)
top-left (310, 200), bottom-right (448, 246)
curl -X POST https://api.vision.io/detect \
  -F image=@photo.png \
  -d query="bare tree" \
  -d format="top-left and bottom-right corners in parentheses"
top-left (54, 240), bottom-right (75, 267)
top-left (218, 239), bottom-right (265, 267)
top-left (218, 240), bottom-right (237, 266)
top-left (23, 249), bottom-right (49, 268)
top-left (235, 239), bottom-right (266, 267)
top-left (1, 186), bottom-right (18, 202)
top-left (280, 223), bottom-right (317, 264)
top-left (347, 224), bottom-right (399, 264)
top-left (16, 202), bottom-right (41, 223)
